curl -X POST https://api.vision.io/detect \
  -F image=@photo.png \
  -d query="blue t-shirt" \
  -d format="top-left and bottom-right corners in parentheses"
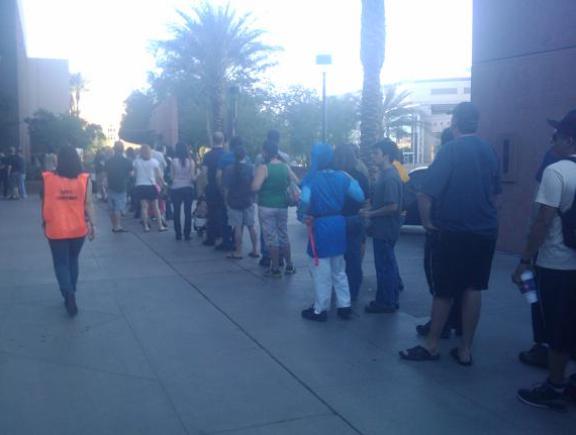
top-left (422, 135), bottom-right (501, 237)
top-left (302, 170), bottom-right (364, 258)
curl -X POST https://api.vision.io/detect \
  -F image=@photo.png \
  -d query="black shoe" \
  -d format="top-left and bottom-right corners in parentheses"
top-left (284, 264), bottom-right (296, 275)
top-left (301, 307), bottom-right (327, 322)
top-left (519, 344), bottom-right (549, 369)
top-left (215, 243), bottom-right (233, 252)
top-left (176, 234), bottom-right (182, 241)
top-left (184, 234), bottom-right (191, 241)
top-left (364, 301), bottom-right (397, 314)
top-left (259, 257), bottom-right (271, 268)
top-left (203, 239), bottom-right (215, 247)
top-left (337, 307), bottom-right (352, 320)
top-left (65, 293), bottom-right (78, 317)
top-left (517, 381), bottom-right (567, 411)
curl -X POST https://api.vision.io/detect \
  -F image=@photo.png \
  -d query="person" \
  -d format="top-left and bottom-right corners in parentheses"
top-left (400, 102), bottom-right (501, 365)
top-left (416, 127), bottom-right (463, 339)
top-left (105, 141), bottom-right (132, 232)
top-left (252, 140), bottom-right (299, 277)
top-left (333, 144), bottom-right (370, 302)
top-left (361, 139), bottom-right (404, 314)
top-left (223, 143), bottom-right (259, 259)
top-left (513, 109), bottom-right (576, 410)
top-left (44, 148), bottom-right (57, 172)
top-left (133, 145), bottom-right (167, 232)
top-left (202, 132), bottom-right (228, 247)
top-left (94, 149), bottom-right (107, 201)
top-left (170, 142), bottom-right (196, 240)
top-left (41, 146), bottom-right (95, 317)
top-left (151, 144), bottom-right (170, 224)
top-left (8, 147), bottom-right (26, 199)
top-left (0, 151), bottom-right (10, 198)
top-left (300, 143), bottom-right (365, 321)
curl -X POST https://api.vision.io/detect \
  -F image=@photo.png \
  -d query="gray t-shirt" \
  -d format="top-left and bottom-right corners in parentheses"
top-left (370, 167), bottom-right (403, 241)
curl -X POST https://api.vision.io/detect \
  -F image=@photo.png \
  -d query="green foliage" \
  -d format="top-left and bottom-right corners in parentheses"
top-left (118, 91), bottom-right (156, 144)
top-left (382, 85), bottom-right (420, 140)
top-left (25, 109), bottom-right (105, 153)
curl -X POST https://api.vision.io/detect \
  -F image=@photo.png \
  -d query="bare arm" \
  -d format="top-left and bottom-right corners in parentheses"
top-left (189, 159), bottom-right (196, 182)
top-left (362, 203), bottom-right (398, 218)
top-left (154, 167), bottom-right (165, 189)
top-left (252, 164), bottom-right (267, 192)
top-left (287, 165), bottom-right (300, 184)
top-left (85, 180), bottom-right (96, 239)
top-left (417, 193), bottom-right (437, 231)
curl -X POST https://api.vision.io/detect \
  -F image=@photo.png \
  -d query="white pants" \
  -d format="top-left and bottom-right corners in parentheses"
top-left (310, 255), bottom-right (351, 314)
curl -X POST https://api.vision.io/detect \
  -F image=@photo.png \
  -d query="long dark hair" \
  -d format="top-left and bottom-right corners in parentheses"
top-left (174, 142), bottom-right (188, 168)
top-left (233, 145), bottom-right (246, 183)
top-left (56, 146), bottom-right (83, 179)
top-left (333, 143), bottom-right (358, 174)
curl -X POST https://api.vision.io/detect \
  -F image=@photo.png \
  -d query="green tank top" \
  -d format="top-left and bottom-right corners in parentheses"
top-left (258, 163), bottom-right (289, 208)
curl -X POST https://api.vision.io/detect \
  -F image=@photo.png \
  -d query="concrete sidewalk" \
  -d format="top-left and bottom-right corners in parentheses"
top-left (0, 198), bottom-right (574, 434)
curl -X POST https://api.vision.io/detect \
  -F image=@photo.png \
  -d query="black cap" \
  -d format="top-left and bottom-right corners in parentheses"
top-left (548, 109), bottom-right (576, 139)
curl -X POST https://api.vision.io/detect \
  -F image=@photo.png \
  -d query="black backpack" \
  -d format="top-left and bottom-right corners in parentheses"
top-left (559, 157), bottom-right (576, 249)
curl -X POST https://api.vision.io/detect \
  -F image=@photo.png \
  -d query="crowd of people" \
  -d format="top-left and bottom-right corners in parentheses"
top-left (0, 146), bottom-right (28, 200)
top-left (29, 102), bottom-right (576, 412)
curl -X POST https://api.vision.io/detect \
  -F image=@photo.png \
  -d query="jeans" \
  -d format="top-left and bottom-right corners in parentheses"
top-left (171, 187), bottom-right (194, 238)
top-left (18, 173), bottom-right (27, 198)
top-left (48, 237), bottom-right (85, 297)
top-left (344, 216), bottom-right (364, 301)
top-left (373, 238), bottom-right (400, 309)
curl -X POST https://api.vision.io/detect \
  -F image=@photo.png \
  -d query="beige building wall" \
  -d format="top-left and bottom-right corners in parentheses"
top-left (472, 0), bottom-right (576, 252)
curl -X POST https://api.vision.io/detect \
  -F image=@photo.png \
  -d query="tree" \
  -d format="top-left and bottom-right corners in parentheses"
top-left (26, 109), bottom-right (105, 153)
top-left (360, 0), bottom-right (385, 158)
top-left (326, 93), bottom-right (360, 146)
top-left (69, 73), bottom-right (87, 117)
top-left (382, 85), bottom-right (422, 141)
top-left (118, 91), bottom-right (156, 144)
top-left (152, 2), bottom-right (277, 138)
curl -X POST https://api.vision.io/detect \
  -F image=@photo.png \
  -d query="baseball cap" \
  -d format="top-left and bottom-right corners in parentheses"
top-left (548, 109), bottom-right (576, 138)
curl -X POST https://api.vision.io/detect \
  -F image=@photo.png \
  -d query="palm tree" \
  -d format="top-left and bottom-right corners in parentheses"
top-left (360, 0), bottom-right (385, 159)
top-left (154, 2), bottom-right (277, 137)
top-left (382, 85), bottom-right (422, 140)
top-left (69, 73), bottom-right (87, 117)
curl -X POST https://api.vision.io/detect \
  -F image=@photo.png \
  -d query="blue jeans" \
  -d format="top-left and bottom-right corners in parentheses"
top-left (48, 237), bottom-right (85, 297)
top-left (345, 216), bottom-right (364, 301)
top-left (373, 238), bottom-right (400, 309)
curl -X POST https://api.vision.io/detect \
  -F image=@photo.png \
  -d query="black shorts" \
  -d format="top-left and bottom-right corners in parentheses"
top-left (535, 267), bottom-right (576, 354)
top-left (134, 185), bottom-right (158, 201)
top-left (429, 231), bottom-right (496, 298)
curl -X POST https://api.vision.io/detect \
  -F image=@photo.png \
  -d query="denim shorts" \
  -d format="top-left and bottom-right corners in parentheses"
top-left (108, 191), bottom-right (127, 213)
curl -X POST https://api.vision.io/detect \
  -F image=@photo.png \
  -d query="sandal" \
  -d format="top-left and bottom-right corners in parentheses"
top-left (450, 347), bottom-right (473, 366)
top-left (399, 345), bottom-right (440, 361)
top-left (226, 254), bottom-right (243, 260)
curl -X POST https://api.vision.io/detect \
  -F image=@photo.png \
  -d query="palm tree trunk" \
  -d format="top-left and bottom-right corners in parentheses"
top-left (360, 0), bottom-right (385, 161)
top-left (210, 80), bottom-right (226, 135)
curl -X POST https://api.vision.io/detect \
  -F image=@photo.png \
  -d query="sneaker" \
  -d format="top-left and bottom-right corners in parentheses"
top-left (284, 264), bottom-right (296, 275)
top-left (264, 268), bottom-right (282, 278)
top-left (301, 307), bottom-right (327, 322)
top-left (519, 344), bottom-right (549, 369)
top-left (517, 381), bottom-right (567, 411)
top-left (337, 307), bottom-right (352, 320)
top-left (365, 301), bottom-right (397, 314)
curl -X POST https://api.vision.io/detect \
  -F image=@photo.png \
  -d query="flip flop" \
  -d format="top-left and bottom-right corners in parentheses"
top-left (450, 347), bottom-right (473, 366)
top-left (399, 345), bottom-right (440, 361)
top-left (226, 254), bottom-right (243, 260)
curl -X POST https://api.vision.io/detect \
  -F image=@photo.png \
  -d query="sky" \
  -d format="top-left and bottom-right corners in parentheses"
top-left (19, 0), bottom-right (472, 132)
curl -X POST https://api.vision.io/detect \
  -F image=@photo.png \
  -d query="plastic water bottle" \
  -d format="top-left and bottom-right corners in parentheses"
top-left (519, 271), bottom-right (538, 304)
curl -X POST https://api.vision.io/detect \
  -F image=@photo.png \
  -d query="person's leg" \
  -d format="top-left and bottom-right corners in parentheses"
top-left (48, 239), bottom-right (73, 298)
top-left (233, 225), bottom-right (243, 257)
top-left (277, 209), bottom-right (293, 268)
top-left (371, 239), bottom-right (399, 309)
top-left (311, 258), bottom-right (332, 313)
top-left (549, 350), bottom-right (570, 385)
top-left (457, 288), bottom-right (482, 361)
top-left (345, 218), bottom-right (363, 302)
top-left (425, 296), bottom-right (454, 354)
top-left (183, 188), bottom-right (194, 239)
top-left (151, 199), bottom-right (166, 230)
top-left (332, 255), bottom-right (351, 308)
top-left (68, 237), bottom-right (85, 293)
top-left (141, 199), bottom-right (150, 230)
top-left (19, 173), bottom-right (27, 198)
top-left (171, 189), bottom-right (183, 238)
top-left (248, 225), bottom-right (259, 256)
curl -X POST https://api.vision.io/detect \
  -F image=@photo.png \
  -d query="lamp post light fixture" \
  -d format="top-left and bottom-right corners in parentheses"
top-left (316, 54), bottom-right (332, 144)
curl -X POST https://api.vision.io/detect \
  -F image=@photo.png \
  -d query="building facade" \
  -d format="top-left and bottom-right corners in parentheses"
top-left (0, 0), bottom-right (70, 157)
top-left (472, 0), bottom-right (576, 252)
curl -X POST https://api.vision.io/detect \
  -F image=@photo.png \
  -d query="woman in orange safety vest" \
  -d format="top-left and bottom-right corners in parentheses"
top-left (42, 146), bottom-right (95, 317)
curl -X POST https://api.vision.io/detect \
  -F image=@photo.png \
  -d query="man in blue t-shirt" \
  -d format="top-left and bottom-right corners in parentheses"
top-left (400, 102), bottom-right (501, 365)
top-left (202, 132), bottom-right (227, 247)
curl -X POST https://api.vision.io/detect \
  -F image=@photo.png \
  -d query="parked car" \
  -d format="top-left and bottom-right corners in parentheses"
top-left (403, 166), bottom-right (428, 226)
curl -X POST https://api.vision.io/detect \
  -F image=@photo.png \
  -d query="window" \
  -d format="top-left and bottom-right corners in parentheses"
top-left (464, 87), bottom-right (471, 94)
top-left (430, 88), bottom-right (458, 95)
top-left (430, 104), bottom-right (457, 115)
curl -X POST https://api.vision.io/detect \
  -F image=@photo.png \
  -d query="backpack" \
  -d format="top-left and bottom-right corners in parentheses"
top-left (559, 157), bottom-right (576, 250)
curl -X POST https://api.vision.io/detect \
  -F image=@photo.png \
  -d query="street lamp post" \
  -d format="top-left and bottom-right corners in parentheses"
top-left (316, 54), bottom-right (332, 144)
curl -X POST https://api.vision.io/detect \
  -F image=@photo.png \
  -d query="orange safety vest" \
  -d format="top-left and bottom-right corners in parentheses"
top-left (42, 172), bottom-right (89, 240)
